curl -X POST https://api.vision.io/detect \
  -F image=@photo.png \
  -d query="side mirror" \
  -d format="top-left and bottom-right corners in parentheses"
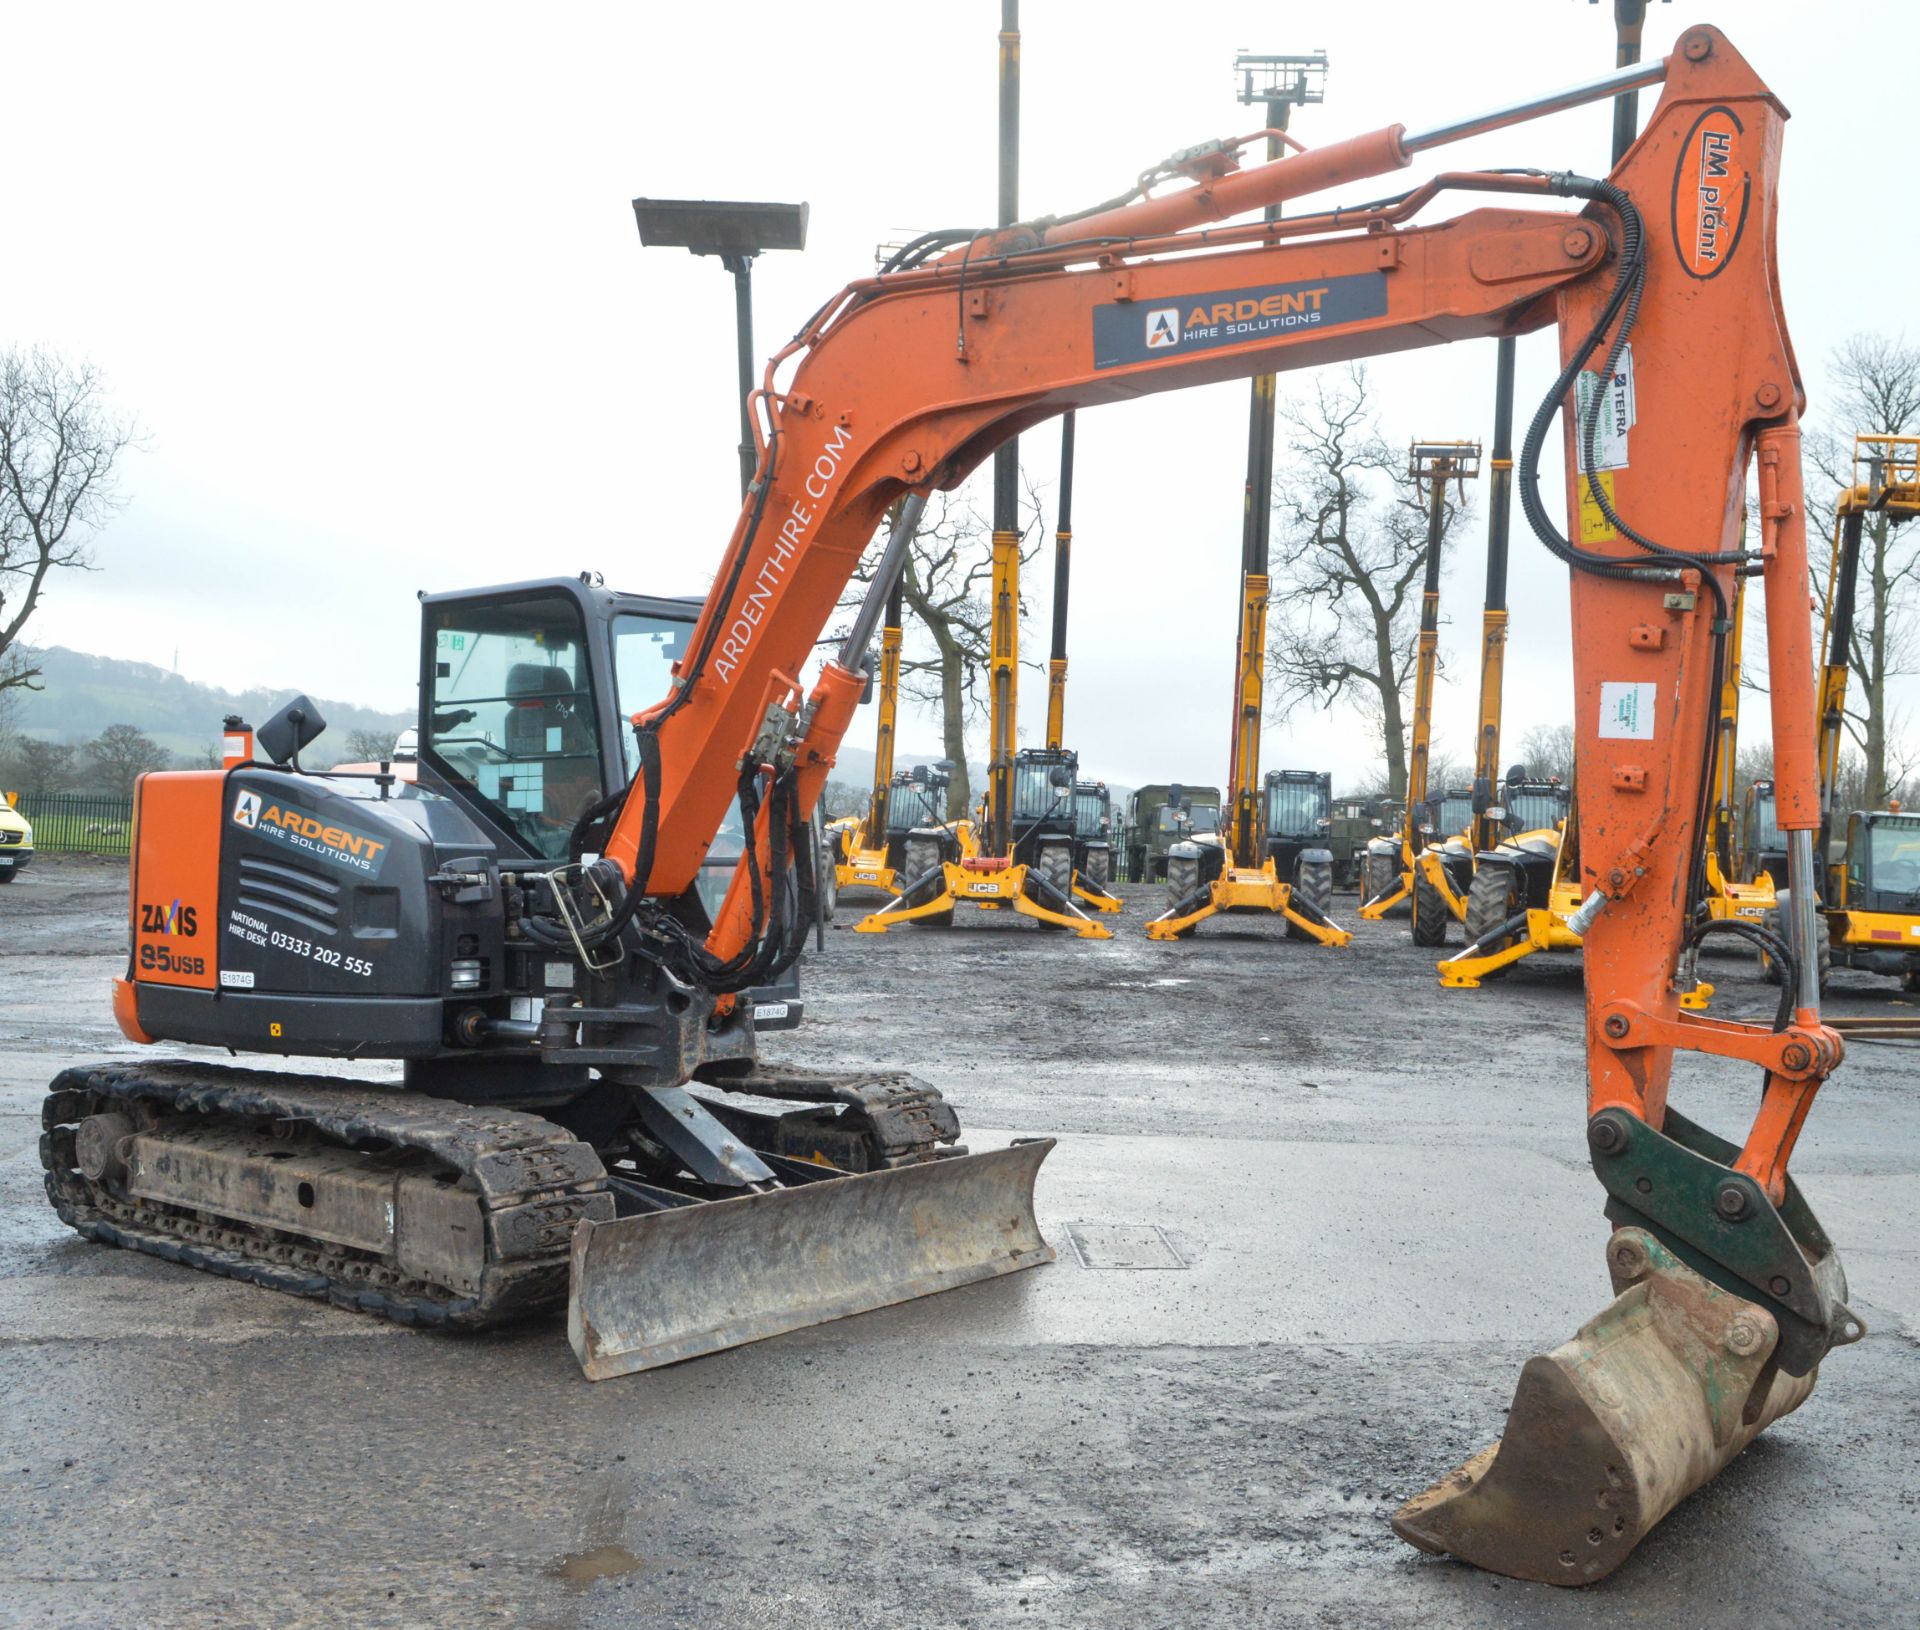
top-left (1048, 765), bottom-right (1073, 789)
top-left (1169, 783), bottom-right (1185, 808)
top-left (1471, 775), bottom-right (1493, 815)
top-left (257, 694), bottom-right (328, 768)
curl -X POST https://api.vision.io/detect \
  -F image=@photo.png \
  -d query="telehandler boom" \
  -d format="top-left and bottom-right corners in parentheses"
top-left (831, 564), bottom-right (909, 899)
top-left (45, 26), bottom-right (1854, 1586)
top-left (1767, 434), bottom-right (1920, 989)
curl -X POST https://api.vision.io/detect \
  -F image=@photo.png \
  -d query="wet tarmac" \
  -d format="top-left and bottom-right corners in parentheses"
top-left (3, 856), bottom-right (1915, 1627)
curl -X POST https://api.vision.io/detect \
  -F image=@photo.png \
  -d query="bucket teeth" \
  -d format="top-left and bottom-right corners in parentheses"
top-left (1391, 1228), bottom-right (1818, 1585)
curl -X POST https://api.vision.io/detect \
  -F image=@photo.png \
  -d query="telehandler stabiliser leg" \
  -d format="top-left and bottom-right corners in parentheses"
top-left (1071, 874), bottom-right (1124, 913)
top-left (855, 859), bottom-right (1112, 938)
top-left (1416, 846), bottom-right (1472, 925)
top-left (1438, 903), bottom-right (1715, 1007)
top-left (1145, 863), bottom-right (1355, 943)
top-left (1356, 842), bottom-right (1415, 920)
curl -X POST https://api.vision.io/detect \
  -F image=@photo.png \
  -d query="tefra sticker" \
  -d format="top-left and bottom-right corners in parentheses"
top-left (1599, 681), bottom-right (1658, 740)
top-left (1575, 345), bottom-right (1635, 472)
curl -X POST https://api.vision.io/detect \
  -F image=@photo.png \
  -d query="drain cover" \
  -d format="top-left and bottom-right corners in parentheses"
top-left (1063, 1223), bottom-right (1187, 1269)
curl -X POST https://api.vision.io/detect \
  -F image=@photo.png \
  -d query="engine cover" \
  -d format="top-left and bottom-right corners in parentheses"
top-left (129, 767), bottom-right (505, 1058)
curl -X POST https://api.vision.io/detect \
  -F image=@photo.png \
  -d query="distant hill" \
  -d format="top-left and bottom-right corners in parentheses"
top-left (7, 647), bottom-right (1135, 799)
top-left (9, 646), bottom-right (412, 762)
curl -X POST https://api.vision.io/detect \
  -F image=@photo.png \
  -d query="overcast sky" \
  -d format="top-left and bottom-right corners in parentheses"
top-left (7, 1), bottom-right (1916, 790)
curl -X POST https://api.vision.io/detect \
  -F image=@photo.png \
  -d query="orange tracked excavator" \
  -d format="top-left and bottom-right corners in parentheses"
top-left (46, 25), bottom-right (1853, 1586)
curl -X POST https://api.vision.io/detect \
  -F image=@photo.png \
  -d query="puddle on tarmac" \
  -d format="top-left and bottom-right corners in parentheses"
top-left (547, 1544), bottom-right (646, 1589)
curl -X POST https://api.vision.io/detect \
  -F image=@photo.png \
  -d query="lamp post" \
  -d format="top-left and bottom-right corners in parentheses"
top-left (631, 197), bottom-right (809, 499)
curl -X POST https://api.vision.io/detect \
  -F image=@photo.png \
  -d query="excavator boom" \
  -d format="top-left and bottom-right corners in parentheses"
top-left (580, 25), bottom-right (1855, 1582)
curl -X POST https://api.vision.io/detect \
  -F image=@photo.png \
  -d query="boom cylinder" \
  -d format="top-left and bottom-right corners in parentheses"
top-left (1758, 424), bottom-right (1820, 832)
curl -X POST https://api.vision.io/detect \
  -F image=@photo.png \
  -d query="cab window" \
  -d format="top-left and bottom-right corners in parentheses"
top-left (426, 594), bottom-right (603, 860)
top-left (612, 613), bottom-right (693, 777)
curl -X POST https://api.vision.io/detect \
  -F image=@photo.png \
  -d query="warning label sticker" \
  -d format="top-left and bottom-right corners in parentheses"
top-left (1578, 469), bottom-right (1618, 543)
top-left (1599, 681), bottom-right (1658, 740)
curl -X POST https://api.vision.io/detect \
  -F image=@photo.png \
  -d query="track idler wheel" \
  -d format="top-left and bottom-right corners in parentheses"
top-left (1391, 1227), bottom-right (1819, 1585)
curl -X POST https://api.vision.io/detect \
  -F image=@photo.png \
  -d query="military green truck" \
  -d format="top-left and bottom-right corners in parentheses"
top-left (1124, 783), bottom-right (1222, 882)
top-left (1323, 796), bottom-right (1397, 891)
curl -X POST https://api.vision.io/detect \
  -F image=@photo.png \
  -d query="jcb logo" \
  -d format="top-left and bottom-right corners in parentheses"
top-left (140, 900), bottom-right (197, 937)
top-left (1144, 307), bottom-right (1181, 350)
top-left (233, 790), bottom-right (261, 829)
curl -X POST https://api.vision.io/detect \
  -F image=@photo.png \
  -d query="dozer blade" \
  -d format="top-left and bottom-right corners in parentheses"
top-left (568, 1139), bottom-right (1054, 1380)
top-left (1391, 1227), bottom-right (1819, 1585)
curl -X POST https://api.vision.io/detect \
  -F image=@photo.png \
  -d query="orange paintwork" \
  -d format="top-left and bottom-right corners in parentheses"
top-left (602, 27), bottom-right (1833, 1201)
top-left (129, 771), bottom-right (226, 992)
top-left (111, 977), bottom-right (153, 1045)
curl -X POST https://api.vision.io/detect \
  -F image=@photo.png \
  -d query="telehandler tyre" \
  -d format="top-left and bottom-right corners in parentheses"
top-left (1037, 839), bottom-right (1074, 899)
top-left (1411, 869), bottom-right (1451, 947)
top-left (900, 832), bottom-right (953, 928)
top-left (1461, 860), bottom-right (1521, 979)
top-left (1166, 850), bottom-right (1201, 907)
top-left (1759, 896), bottom-right (1828, 989)
top-left (1287, 857), bottom-right (1334, 939)
top-left (1363, 850), bottom-right (1405, 915)
top-left (819, 836), bottom-right (839, 913)
top-left (1293, 856), bottom-right (1333, 917)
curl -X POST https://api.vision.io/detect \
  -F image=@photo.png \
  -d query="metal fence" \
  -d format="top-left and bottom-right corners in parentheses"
top-left (10, 791), bottom-right (135, 856)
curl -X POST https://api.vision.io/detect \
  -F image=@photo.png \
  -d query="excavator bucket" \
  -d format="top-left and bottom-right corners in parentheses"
top-left (568, 1139), bottom-right (1054, 1380)
top-left (1392, 1228), bottom-right (1822, 1585)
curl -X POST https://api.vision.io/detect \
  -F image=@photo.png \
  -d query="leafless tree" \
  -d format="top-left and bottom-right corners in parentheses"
top-left (1517, 722), bottom-right (1576, 786)
top-left (81, 723), bottom-right (170, 797)
top-left (1802, 334), bottom-right (1920, 806)
top-left (1265, 365), bottom-right (1471, 801)
top-left (6, 736), bottom-right (75, 791)
top-left (343, 726), bottom-right (401, 763)
top-left (0, 349), bottom-right (138, 694)
top-left (819, 779), bottom-right (866, 820)
top-left (834, 478), bottom-right (1044, 820)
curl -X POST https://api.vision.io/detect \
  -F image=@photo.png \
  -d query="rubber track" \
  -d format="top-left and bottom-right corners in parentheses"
top-left (40, 1061), bottom-right (611, 1329)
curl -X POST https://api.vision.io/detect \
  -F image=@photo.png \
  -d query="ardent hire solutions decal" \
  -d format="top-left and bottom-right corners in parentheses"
top-left (1093, 272), bottom-right (1389, 370)
top-left (232, 788), bottom-right (388, 875)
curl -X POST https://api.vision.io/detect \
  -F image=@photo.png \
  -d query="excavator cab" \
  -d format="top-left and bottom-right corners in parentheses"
top-left (1740, 778), bottom-right (1786, 886)
top-left (1495, 775), bottom-right (1569, 838)
top-left (884, 764), bottom-right (951, 862)
top-left (424, 585), bottom-right (628, 859)
top-left (1806, 809), bottom-right (1920, 991)
top-left (1427, 790), bottom-right (1475, 840)
top-left (1841, 811), bottom-right (1920, 910)
top-left (1009, 746), bottom-right (1081, 896)
top-left (1069, 781), bottom-right (1115, 891)
top-left (1262, 769), bottom-right (1337, 915)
